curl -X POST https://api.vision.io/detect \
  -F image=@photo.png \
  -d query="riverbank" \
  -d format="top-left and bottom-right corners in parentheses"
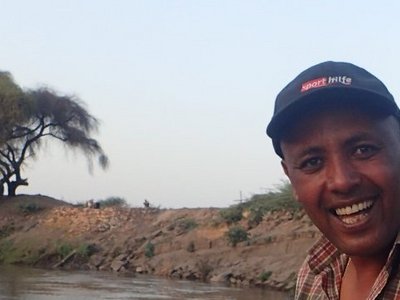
top-left (0, 195), bottom-right (320, 293)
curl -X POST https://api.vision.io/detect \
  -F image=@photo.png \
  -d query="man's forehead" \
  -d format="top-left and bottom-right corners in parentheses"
top-left (280, 103), bottom-right (395, 144)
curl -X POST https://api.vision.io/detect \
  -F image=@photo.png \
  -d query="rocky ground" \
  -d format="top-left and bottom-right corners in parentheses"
top-left (0, 195), bottom-right (320, 292)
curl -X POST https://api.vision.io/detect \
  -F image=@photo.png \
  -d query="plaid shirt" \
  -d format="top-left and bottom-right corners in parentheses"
top-left (295, 233), bottom-right (400, 300)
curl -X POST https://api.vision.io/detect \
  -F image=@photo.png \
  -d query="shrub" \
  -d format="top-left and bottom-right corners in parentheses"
top-left (220, 206), bottom-right (243, 224)
top-left (226, 226), bottom-right (249, 247)
top-left (144, 242), bottom-right (155, 258)
top-left (0, 239), bottom-right (44, 265)
top-left (0, 240), bottom-right (15, 263)
top-left (76, 243), bottom-right (95, 258)
top-left (247, 208), bottom-right (264, 228)
top-left (98, 197), bottom-right (128, 207)
top-left (18, 202), bottom-right (43, 214)
top-left (221, 182), bottom-right (301, 221)
top-left (259, 271), bottom-right (272, 282)
top-left (245, 181), bottom-right (301, 213)
top-left (57, 243), bottom-right (74, 258)
top-left (177, 218), bottom-right (198, 232)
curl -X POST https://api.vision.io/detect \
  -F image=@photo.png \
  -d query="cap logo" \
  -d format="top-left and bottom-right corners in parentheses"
top-left (301, 76), bottom-right (352, 92)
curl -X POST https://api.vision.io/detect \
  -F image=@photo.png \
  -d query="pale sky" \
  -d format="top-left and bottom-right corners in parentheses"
top-left (1, 1), bottom-right (399, 208)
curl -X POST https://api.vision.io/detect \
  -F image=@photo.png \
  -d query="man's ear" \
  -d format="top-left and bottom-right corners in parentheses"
top-left (292, 188), bottom-right (299, 201)
top-left (281, 160), bottom-right (289, 177)
top-left (281, 160), bottom-right (299, 201)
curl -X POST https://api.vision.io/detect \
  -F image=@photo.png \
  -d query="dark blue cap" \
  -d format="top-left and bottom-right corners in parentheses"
top-left (266, 61), bottom-right (399, 157)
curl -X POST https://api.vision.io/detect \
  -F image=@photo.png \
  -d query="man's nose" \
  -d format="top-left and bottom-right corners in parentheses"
top-left (326, 158), bottom-right (361, 194)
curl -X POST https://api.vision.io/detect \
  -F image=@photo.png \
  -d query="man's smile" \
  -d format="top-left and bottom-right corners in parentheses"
top-left (330, 199), bottom-right (376, 226)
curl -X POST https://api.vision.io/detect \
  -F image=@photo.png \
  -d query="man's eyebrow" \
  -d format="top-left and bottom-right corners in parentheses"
top-left (343, 132), bottom-right (376, 147)
top-left (295, 146), bottom-right (324, 159)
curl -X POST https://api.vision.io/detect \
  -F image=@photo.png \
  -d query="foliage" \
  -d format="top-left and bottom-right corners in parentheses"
top-left (98, 197), bottom-right (127, 208)
top-left (219, 205), bottom-right (243, 224)
top-left (0, 240), bottom-right (15, 263)
top-left (76, 243), bottom-right (93, 258)
top-left (144, 242), bottom-right (155, 258)
top-left (18, 202), bottom-right (43, 214)
top-left (244, 181), bottom-right (300, 213)
top-left (226, 226), bottom-right (249, 247)
top-left (222, 181), bottom-right (301, 228)
top-left (57, 242), bottom-right (74, 258)
top-left (0, 71), bottom-right (109, 196)
top-left (259, 271), bottom-right (272, 282)
top-left (0, 72), bottom-right (26, 143)
top-left (0, 238), bottom-right (44, 264)
top-left (247, 208), bottom-right (264, 228)
top-left (177, 217), bottom-right (198, 232)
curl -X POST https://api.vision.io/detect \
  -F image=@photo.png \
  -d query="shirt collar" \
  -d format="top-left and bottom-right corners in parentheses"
top-left (307, 231), bottom-right (400, 275)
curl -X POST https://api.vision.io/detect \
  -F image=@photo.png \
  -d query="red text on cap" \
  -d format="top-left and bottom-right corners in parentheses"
top-left (301, 77), bottom-right (327, 92)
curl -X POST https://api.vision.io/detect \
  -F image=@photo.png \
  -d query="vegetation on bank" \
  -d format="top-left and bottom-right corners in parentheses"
top-left (226, 226), bottom-right (249, 247)
top-left (97, 197), bottom-right (128, 207)
top-left (220, 181), bottom-right (301, 227)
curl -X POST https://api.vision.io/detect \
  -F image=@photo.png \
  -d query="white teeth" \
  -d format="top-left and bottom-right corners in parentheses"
top-left (341, 213), bottom-right (368, 225)
top-left (335, 200), bottom-right (373, 216)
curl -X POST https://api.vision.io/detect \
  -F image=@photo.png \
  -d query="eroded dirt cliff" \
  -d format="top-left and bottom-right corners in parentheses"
top-left (0, 195), bottom-right (320, 292)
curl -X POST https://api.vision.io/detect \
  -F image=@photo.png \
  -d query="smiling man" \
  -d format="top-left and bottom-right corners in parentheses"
top-left (266, 61), bottom-right (400, 299)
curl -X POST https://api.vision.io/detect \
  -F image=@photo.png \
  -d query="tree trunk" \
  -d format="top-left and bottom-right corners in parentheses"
top-left (7, 181), bottom-right (17, 196)
top-left (7, 179), bottom-right (28, 196)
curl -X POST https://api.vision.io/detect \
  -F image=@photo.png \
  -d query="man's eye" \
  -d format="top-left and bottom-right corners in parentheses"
top-left (299, 157), bottom-right (322, 172)
top-left (353, 145), bottom-right (378, 158)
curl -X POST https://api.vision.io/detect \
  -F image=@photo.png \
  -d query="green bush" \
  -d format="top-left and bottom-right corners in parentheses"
top-left (98, 197), bottom-right (128, 207)
top-left (226, 226), bottom-right (249, 247)
top-left (18, 202), bottom-right (43, 214)
top-left (0, 239), bottom-right (43, 264)
top-left (259, 271), bottom-right (272, 282)
top-left (57, 243), bottom-right (74, 258)
top-left (245, 181), bottom-right (300, 213)
top-left (76, 243), bottom-right (94, 258)
top-left (220, 205), bottom-right (243, 224)
top-left (177, 218), bottom-right (198, 232)
top-left (144, 242), bottom-right (155, 258)
top-left (248, 208), bottom-right (264, 227)
top-left (222, 182), bottom-right (301, 221)
top-left (0, 240), bottom-right (15, 263)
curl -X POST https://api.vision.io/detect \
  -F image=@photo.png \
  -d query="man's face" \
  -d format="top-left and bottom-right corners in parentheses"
top-left (280, 106), bottom-right (400, 257)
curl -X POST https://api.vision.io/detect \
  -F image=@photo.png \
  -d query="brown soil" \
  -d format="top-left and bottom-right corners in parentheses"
top-left (0, 195), bottom-right (320, 292)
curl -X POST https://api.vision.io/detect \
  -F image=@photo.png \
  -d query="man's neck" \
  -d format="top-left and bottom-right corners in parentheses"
top-left (340, 252), bottom-right (389, 300)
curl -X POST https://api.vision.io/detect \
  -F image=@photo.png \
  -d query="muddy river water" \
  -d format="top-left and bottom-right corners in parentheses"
top-left (0, 265), bottom-right (291, 299)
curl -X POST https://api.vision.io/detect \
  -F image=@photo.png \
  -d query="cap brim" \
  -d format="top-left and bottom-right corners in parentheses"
top-left (266, 87), bottom-right (398, 140)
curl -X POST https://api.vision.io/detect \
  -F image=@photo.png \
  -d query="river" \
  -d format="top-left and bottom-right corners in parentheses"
top-left (0, 265), bottom-right (291, 299)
